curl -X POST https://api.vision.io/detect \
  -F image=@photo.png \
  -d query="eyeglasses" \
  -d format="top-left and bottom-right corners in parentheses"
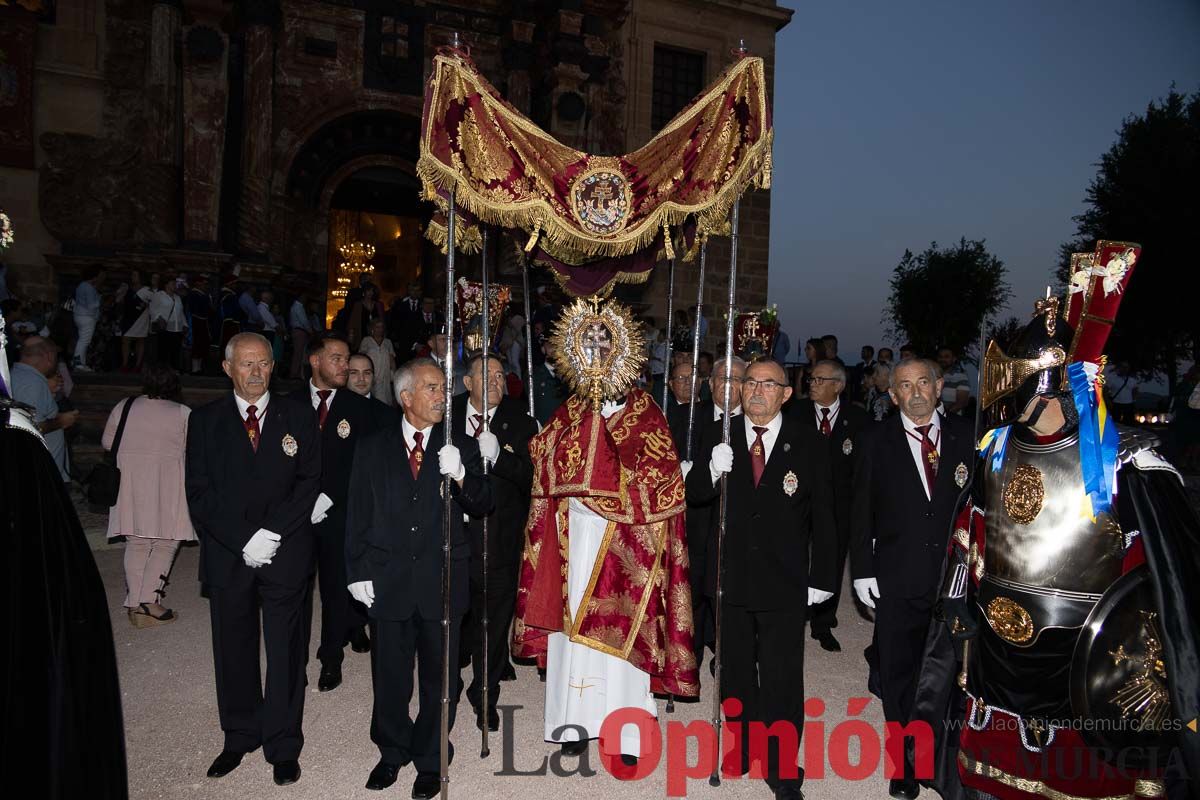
top-left (670, 375), bottom-right (694, 383)
top-left (742, 379), bottom-right (786, 392)
top-left (810, 376), bottom-right (843, 385)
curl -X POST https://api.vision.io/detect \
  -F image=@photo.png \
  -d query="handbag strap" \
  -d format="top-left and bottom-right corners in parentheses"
top-left (108, 396), bottom-right (136, 462)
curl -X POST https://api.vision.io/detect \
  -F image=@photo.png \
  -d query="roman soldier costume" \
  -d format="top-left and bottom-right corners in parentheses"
top-left (937, 241), bottom-right (1200, 800)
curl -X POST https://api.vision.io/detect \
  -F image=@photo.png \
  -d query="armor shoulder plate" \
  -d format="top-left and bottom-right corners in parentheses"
top-left (1116, 425), bottom-right (1182, 484)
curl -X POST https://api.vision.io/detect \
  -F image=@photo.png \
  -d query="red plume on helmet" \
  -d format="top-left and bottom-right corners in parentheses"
top-left (1064, 240), bottom-right (1141, 366)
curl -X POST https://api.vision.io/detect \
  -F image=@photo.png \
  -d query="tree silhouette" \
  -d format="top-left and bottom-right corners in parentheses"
top-left (1055, 87), bottom-right (1200, 394)
top-left (884, 238), bottom-right (1012, 360)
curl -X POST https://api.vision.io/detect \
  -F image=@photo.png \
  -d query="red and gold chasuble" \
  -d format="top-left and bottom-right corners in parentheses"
top-left (512, 388), bottom-right (699, 697)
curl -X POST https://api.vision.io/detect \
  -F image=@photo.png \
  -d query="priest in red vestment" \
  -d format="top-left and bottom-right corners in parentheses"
top-left (512, 298), bottom-right (698, 763)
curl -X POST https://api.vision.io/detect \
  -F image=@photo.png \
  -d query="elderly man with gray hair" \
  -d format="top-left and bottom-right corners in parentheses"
top-left (186, 331), bottom-right (322, 786)
top-left (849, 357), bottom-right (975, 799)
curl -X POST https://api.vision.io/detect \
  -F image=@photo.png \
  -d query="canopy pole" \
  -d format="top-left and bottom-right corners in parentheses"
top-left (661, 254), bottom-right (676, 411)
top-left (709, 196), bottom-right (741, 787)
top-left (440, 183), bottom-right (458, 800)
top-left (684, 243), bottom-right (708, 461)
top-left (479, 226), bottom-right (492, 758)
top-left (522, 261), bottom-right (535, 418)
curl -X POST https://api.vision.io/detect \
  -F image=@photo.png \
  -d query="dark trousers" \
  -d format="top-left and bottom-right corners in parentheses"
top-left (809, 522), bottom-right (851, 635)
top-left (458, 567), bottom-right (517, 711)
top-left (721, 603), bottom-right (807, 790)
top-left (155, 330), bottom-right (182, 369)
top-left (209, 576), bottom-right (308, 763)
top-left (311, 525), bottom-right (366, 669)
top-left (371, 612), bottom-right (464, 773)
top-left (873, 593), bottom-right (935, 726)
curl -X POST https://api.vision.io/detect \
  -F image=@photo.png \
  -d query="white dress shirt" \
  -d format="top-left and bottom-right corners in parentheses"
top-left (234, 391), bottom-right (270, 435)
top-left (743, 411), bottom-right (783, 462)
top-left (900, 411), bottom-right (942, 499)
top-left (289, 300), bottom-right (311, 332)
top-left (309, 381), bottom-right (336, 411)
top-left (814, 398), bottom-right (840, 431)
top-left (714, 404), bottom-right (742, 422)
top-left (464, 400), bottom-right (496, 436)
top-left (401, 414), bottom-right (434, 455)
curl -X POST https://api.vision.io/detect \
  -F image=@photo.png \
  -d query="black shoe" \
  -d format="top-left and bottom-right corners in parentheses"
top-left (350, 626), bottom-right (371, 654)
top-left (559, 740), bottom-right (588, 756)
top-left (476, 707), bottom-right (500, 732)
top-left (318, 666), bottom-right (342, 692)
top-left (620, 754), bottom-right (638, 767)
top-left (774, 785), bottom-right (804, 800)
top-left (501, 662), bottom-right (516, 681)
top-left (206, 750), bottom-right (245, 778)
top-left (272, 760), bottom-right (301, 786)
top-left (709, 658), bottom-right (716, 677)
top-left (411, 772), bottom-right (440, 799)
top-left (366, 760), bottom-right (403, 791)
top-left (814, 630), bottom-right (842, 652)
top-left (889, 777), bottom-right (919, 800)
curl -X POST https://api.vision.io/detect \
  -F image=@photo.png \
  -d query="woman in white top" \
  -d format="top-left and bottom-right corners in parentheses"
top-left (359, 316), bottom-right (397, 405)
top-left (118, 270), bottom-right (158, 373)
top-left (149, 275), bottom-right (187, 369)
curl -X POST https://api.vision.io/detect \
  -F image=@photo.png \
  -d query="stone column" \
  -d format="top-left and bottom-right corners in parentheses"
top-left (181, 0), bottom-right (230, 244)
top-left (239, 1), bottom-right (278, 255)
top-left (141, 0), bottom-right (182, 244)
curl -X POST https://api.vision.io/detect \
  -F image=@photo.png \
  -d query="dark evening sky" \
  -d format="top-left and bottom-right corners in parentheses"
top-left (766, 0), bottom-right (1200, 362)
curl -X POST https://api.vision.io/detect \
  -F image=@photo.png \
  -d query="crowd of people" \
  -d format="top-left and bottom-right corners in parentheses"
top-left (5, 262), bottom-right (1199, 800)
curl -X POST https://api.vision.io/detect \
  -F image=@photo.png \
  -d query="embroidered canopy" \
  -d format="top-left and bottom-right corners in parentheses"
top-left (418, 47), bottom-right (773, 295)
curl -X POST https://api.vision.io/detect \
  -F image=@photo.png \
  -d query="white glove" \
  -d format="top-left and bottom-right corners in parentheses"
top-left (242, 528), bottom-right (281, 567)
top-left (477, 431), bottom-right (500, 464)
top-left (439, 444), bottom-right (466, 481)
top-left (348, 580), bottom-right (375, 609)
top-left (853, 577), bottom-right (880, 609)
top-left (680, 460), bottom-right (693, 480)
top-left (311, 492), bottom-right (333, 524)
top-left (709, 443), bottom-right (734, 483)
top-left (807, 587), bottom-right (834, 606)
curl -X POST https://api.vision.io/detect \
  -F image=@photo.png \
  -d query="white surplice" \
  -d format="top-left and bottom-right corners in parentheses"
top-left (544, 497), bottom-right (657, 756)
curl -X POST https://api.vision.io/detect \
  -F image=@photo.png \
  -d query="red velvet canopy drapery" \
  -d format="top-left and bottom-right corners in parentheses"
top-left (418, 46), bottom-right (774, 296)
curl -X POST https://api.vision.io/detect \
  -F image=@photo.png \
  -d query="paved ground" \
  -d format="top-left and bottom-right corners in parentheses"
top-left (84, 508), bottom-right (894, 800)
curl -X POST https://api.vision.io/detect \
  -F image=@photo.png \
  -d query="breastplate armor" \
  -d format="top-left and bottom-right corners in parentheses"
top-left (980, 432), bottom-right (1125, 644)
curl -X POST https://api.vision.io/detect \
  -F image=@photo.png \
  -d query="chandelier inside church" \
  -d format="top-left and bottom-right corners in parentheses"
top-left (332, 240), bottom-right (376, 299)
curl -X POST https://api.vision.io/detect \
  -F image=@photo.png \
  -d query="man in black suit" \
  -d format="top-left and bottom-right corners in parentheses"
top-left (345, 358), bottom-right (491, 797)
top-left (664, 356), bottom-right (710, 460)
top-left (686, 359), bottom-right (837, 800)
top-left (531, 334), bottom-right (566, 425)
top-left (790, 359), bottom-right (871, 652)
top-left (850, 357), bottom-right (974, 800)
top-left (296, 334), bottom-right (390, 692)
top-left (388, 281), bottom-right (424, 361)
top-left (186, 332), bottom-right (321, 787)
top-left (672, 355), bottom-right (744, 674)
top-left (451, 353), bottom-right (537, 732)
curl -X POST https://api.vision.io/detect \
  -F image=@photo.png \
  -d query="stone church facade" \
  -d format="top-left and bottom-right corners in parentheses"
top-left (2, 0), bottom-right (789, 329)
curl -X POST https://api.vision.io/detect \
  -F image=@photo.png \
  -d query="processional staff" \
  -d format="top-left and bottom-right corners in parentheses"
top-left (479, 226), bottom-right (493, 759)
top-left (440, 184), bottom-right (457, 800)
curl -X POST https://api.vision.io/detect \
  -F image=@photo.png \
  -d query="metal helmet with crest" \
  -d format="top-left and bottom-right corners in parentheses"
top-left (548, 296), bottom-right (646, 409)
top-left (981, 240), bottom-right (1140, 419)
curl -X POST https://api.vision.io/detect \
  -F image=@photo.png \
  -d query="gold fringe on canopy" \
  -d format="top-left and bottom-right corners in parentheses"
top-left (417, 47), bottom-right (772, 269)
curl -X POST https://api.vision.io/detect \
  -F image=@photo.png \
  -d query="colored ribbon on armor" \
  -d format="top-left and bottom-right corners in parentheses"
top-left (1068, 361), bottom-right (1118, 518)
top-left (978, 425), bottom-right (1010, 473)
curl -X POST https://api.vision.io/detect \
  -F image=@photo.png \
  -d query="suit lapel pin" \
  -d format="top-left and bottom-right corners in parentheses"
top-left (842, 437), bottom-right (853, 456)
top-left (282, 433), bottom-right (298, 457)
top-left (782, 470), bottom-right (798, 496)
top-left (503, 443), bottom-right (514, 453)
top-left (783, 442), bottom-right (791, 453)
top-left (502, 422), bottom-right (509, 430)
top-left (954, 462), bottom-right (968, 488)
top-left (337, 419), bottom-right (351, 439)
